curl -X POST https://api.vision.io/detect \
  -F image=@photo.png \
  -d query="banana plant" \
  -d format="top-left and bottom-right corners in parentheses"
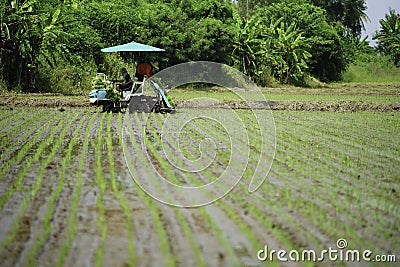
top-left (233, 15), bottom-right (311, 85)
top-left (374, 9), bottom-right (400, 66)
top-left (1, 0), bottom-right (69, 91)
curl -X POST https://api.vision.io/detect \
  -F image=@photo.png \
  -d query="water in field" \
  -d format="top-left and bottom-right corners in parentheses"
top-left (0, 107), bottom-right (398, 267)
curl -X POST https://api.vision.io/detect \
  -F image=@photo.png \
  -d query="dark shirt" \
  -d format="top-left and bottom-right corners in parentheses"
top-left (120, 72), bottom-right (132, 91)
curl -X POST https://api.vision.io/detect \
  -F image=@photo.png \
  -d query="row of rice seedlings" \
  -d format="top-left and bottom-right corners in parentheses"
top-left (143, 121), bottom-right (207, 267)
top-left (140, 113), bottom-right (207, 265)
top-left (0, 112), bottom-right (72, 210)
top-left (0, 110), bottom-right (53, 162)
top-left (150, 114), bottom-right (276, 266)
top-left (283, 111), bottom-right (399, 163)
top-left (298, 111), bottom-right (398, 148)
top-left (270, 123), bottom-right (363, 234)
top-left (0, 112), bottom-right (76, 253)
top-left (0, 108), bottom-right (28, 135)
top-left (161, 113), bottom-right (298, 255)
top-left (106, 113), bottom-right (136, 267)
top-left (288, 115), bottom-right (399, 238)
top-left (58, 112), bottom-right (97, 267)
top-left (270, 115), bottom-right (386, 249)
top-left (94, 112), bottom-right (107, 267)
top-left (277, 113), bottom-right (398, 211)
top-left (123, 113), bottom-right (175, 267)
top-left (252, 162), bottom-right (334, 252)
top-left (0, 111), bottom-right (64, 181)
top-left (213, 116), bottom-right (321, 250)
top-left (27, 112), bottom-right (87, 267)
top-left (0, 108), bottom-right (40, 145)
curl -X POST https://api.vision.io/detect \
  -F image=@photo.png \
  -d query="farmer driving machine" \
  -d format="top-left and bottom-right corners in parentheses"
top-left (89, 73), bottom-right (175, 113)
top-left (89, 41), bottom-right (174, 113)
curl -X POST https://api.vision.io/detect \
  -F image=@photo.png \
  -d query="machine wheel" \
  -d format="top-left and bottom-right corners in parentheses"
top-left (102, 102), bottom-right (114, 113)
top-left (152, 102), bottom-right (161, 113)
top-left (112, 106), bottom-right (121, 113)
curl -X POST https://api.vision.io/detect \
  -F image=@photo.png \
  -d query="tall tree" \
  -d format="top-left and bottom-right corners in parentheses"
top-left (311, 0), bottom-right (369, 36)
top-left (242, 2), bottom-right (350, 82)
top-left (1, 0), bottom-right (71, 91)
top-left (235, 0), bottom-right (368, 36)
top-left (373, 9), bottom-right (400, 66)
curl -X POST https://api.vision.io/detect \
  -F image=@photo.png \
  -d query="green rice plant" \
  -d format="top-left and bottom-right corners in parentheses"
top-left (0, 108), bottom-right (31, 138)
top-left (58, 112), bottom-right (97, 267)
top-left (0, 110), bottom-right (52, 162)
top-left (0, 112), bottom-right (76, 254)
top-left (0, 113), bottom-right (71, 210)
top-left (94, 112), bottom-right (107, 267)
top-left (106, 112), bottom-right (136, 267)
top-left (0, 111), bottom-right (64, 181)
top-left (28, 113), bottom-right (86, 266)
top-left (123, 113), bottom-right (176, 267)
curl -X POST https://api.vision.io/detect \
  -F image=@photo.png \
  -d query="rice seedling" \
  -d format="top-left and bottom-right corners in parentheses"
top-left (28, 113), bottom-right (86, 266)
top-left (58, 112), bottom-right (97, 267)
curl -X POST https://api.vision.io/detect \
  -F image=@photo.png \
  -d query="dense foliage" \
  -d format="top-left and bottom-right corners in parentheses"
top-left (374, 9), bottom-right (400, 67)
top-left (0, 0), bottom-right (396, 92)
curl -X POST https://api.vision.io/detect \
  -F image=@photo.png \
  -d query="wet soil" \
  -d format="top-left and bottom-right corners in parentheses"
top-left (1, 85), bottom-right (400, 112)
top-left (0, 104), bottom-right (399, 266)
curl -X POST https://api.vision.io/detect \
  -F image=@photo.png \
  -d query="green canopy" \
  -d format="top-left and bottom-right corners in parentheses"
top-left (101, 41), bottom-right (165, 52)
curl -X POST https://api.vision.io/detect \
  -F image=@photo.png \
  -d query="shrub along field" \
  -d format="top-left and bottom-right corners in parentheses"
top-left (0, 83), bottom-right (399, 266)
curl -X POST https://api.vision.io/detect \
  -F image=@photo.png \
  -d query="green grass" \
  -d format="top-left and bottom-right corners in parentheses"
top-left (266, 94), bottom-right (399, 103)
top-left (343, 62), bottom-right (400, 83)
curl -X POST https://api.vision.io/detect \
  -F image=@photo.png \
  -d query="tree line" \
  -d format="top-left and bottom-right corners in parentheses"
top-left (1, 0), bottom-right (399, 92)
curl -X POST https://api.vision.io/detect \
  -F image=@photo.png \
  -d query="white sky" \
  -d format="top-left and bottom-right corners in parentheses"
top-left (362, 0), bottom-right (400, 46)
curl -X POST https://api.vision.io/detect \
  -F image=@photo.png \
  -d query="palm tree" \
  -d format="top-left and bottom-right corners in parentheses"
top-left (312, 0), bottom-right (369, 36)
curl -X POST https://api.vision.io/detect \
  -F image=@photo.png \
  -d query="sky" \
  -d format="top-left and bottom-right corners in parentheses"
top-left (362, 0), bottom-right (400, 46)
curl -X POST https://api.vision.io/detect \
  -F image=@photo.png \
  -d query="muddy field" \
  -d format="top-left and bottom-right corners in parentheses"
top-left (0, 105), bottom-right (399, 266)
top-left (1, 84), bottom-right (400, 112)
